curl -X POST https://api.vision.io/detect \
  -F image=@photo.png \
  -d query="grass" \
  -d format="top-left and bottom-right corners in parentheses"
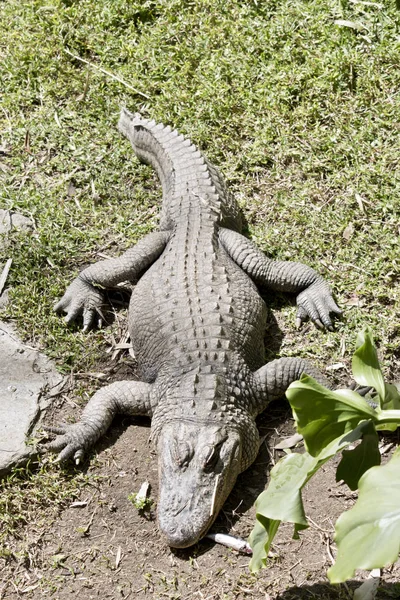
top-left (0, 460), bottom-right (90, 555)
top-left (0, 0), bottom-right (400, 595)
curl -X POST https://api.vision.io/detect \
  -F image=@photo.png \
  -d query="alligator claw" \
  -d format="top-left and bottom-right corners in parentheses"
top-left (74, 449), bottom-right (84, 465)
top-left (54, 277), bottom-right (105, 332)
top-left (296, 280), bottom-right (342, 331)
top-left (314, 318), bottom-right (324, 330)
top-left (43, 422), bottom-right (91, 464)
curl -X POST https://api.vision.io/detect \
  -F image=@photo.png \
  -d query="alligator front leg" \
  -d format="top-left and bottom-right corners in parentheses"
top-left (55, 231), bottom-right (170, 331)
top-left (219, 228), bottom-right (341, 330)
top-left (252, 357), bottom-right (332, 415)
top-left (44, 380), bottom-right (153, 463)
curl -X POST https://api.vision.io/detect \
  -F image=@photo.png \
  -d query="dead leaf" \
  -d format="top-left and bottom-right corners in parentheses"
top-left (24, 130), bottom-right (30, 153)
top-left (136, 481), bottom-right (150, 502)
top-left (326, 362), bottom-right (346, 371)
top-left (115, 546), bottom-right (122, 568)
top-left (334, 19), bottom-right (368, 31)
top-left (353, 573), bottom-right (380, 600)
top-left (67, 181), bottom-right (77, 196)
top-left (274, 433), bottom-right (303, 450)
top-left (343, 222), bottom-right (354, 241)
top-left (355, 193), bottom-right (366, 213)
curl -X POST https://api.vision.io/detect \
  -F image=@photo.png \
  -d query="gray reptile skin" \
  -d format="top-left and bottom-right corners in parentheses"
top-left (48, 109), bottom-right (341, 548)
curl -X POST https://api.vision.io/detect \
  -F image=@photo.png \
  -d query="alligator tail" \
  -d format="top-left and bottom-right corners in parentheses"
top-left (118, 108), bottom-right (241, 231)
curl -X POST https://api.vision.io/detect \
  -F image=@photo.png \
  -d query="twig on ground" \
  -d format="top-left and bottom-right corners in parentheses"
top-left (64, 49), bottom-right (150, 99)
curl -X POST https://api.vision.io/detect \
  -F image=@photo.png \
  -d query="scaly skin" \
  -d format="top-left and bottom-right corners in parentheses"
top-left (49, 109), bottom-right (341, 548)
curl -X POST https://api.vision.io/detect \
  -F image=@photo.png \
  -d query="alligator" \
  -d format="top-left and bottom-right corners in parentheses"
top-left (47, 109), bottom-right (341, 548)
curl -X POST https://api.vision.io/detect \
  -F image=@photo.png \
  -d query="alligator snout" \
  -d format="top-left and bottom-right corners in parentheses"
top-left (158, 493), bottom-right (207, 548)
top-left (161, 521), bottom-right (200, 548)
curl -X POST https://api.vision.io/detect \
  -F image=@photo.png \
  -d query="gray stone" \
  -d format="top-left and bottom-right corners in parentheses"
top-left (0, 288), bottom-right (10, 310)
top-left (0, 322), bottom-right (63, 476)
top-left (0, 209), bottom-right (57, 475)
top-left (0, 209), bottom-right (33, 235)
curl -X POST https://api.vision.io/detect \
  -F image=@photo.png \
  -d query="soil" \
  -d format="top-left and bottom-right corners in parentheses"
top-left (2, 310), bottom-right (400, 600)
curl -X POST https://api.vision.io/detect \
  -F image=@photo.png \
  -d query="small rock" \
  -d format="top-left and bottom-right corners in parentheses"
top-left (0, 210), bottom-right (33, 235)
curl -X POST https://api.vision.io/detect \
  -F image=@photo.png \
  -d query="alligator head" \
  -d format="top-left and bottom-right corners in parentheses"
top-left (156, 421), bottom-right (242, 548)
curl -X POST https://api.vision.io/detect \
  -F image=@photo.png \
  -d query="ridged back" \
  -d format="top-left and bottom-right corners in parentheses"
top-left (118, 109), bottom-right (241, 231)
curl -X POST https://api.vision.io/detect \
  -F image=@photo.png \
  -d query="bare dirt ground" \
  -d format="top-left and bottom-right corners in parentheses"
top-left (4, 402), bottom-right (399, 600)
top-left (2, 310), bottom-right (400, 600)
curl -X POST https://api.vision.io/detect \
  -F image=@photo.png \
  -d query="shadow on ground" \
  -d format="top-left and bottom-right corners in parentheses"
top-left (275, 580), bottom-right (400, 600)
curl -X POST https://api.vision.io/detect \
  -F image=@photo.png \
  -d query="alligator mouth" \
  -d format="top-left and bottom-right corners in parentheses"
top-left (158, 495), bottom-right (216, 548)
top-left (160, 516), bottom-right (214, 549)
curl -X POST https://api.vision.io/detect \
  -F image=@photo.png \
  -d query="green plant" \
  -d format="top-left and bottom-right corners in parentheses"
top-left (128, 492), bottom-right (153, 513)
top-left (249, 328), bottom-right (400, 583)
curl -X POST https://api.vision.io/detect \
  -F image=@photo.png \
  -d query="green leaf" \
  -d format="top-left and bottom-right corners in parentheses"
top-left (249, 425), bottom-right (367, 572)
top-left (249, 452), bottom-right (314, 572)
top-left (286, 376), bottom-right (377, 456)
top-left (382, 383), bottom-right (400, 410)
top-left (353, 328), bottom-right (385, 401)
top-left (248, 516), bottom-right (280, 572)
top-left (328, 447), bottom-right (400, 583)
top-left (336, 422), bottom-right (380, 491)
top-left (376, 384), bottom-right (400, 431)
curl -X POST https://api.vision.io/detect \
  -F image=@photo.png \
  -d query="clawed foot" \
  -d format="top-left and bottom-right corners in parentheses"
top-left (42, 423), bottom-right (94, 464)
top-left (54, 277), bottom-right (105, 332)
top-left (296, 279), bottom-right (342, 331)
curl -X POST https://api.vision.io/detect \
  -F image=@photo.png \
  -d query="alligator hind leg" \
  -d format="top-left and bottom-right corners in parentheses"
top-left (252, 357), bottom-right (332, 415)
top-left (44, 380), bottom-right (153, 463)
top-left (55, 230), bottom-right (170, 331)
top-left (219, 228), bottom-right (341, 330)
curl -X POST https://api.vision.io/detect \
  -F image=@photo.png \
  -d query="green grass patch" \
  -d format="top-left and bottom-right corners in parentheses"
top-left (1, 0), bottom-right (399, 369)
top-left (0, 460), bottom-right (90, 557)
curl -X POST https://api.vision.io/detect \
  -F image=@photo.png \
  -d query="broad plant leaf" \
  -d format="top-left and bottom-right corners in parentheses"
top-left (336, 421), bottom-right (380, 491)
top-left (382, 383), bottom-right (400, 410)
top-left (250, 327), bottom-right (400, 579)
top-left (248, 516), bottom-right (280, 572)
top-left (375, 407), bottom-right (400, 432)
top-left (286, 376), bottom-right (376, 456)
top-left (376, 385), bottom-right (400, 431)
top-left (249, 425), bottom-right (366, 572)
top-left (249, 452), bottom-right (313, 572)
top-left (328, 448), bottom-right (400, 583)
top-left (353, 328), bottom-right (385, 401)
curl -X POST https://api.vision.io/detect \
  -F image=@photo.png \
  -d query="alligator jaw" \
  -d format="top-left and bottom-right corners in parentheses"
top-left (157, 422), bottom-right (242, 548)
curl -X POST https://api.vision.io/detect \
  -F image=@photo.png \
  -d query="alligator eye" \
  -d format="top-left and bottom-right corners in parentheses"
top-left (203, 442), bottom-right (224, 471)
top-left (203, 447), bottom-right (218, 470)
